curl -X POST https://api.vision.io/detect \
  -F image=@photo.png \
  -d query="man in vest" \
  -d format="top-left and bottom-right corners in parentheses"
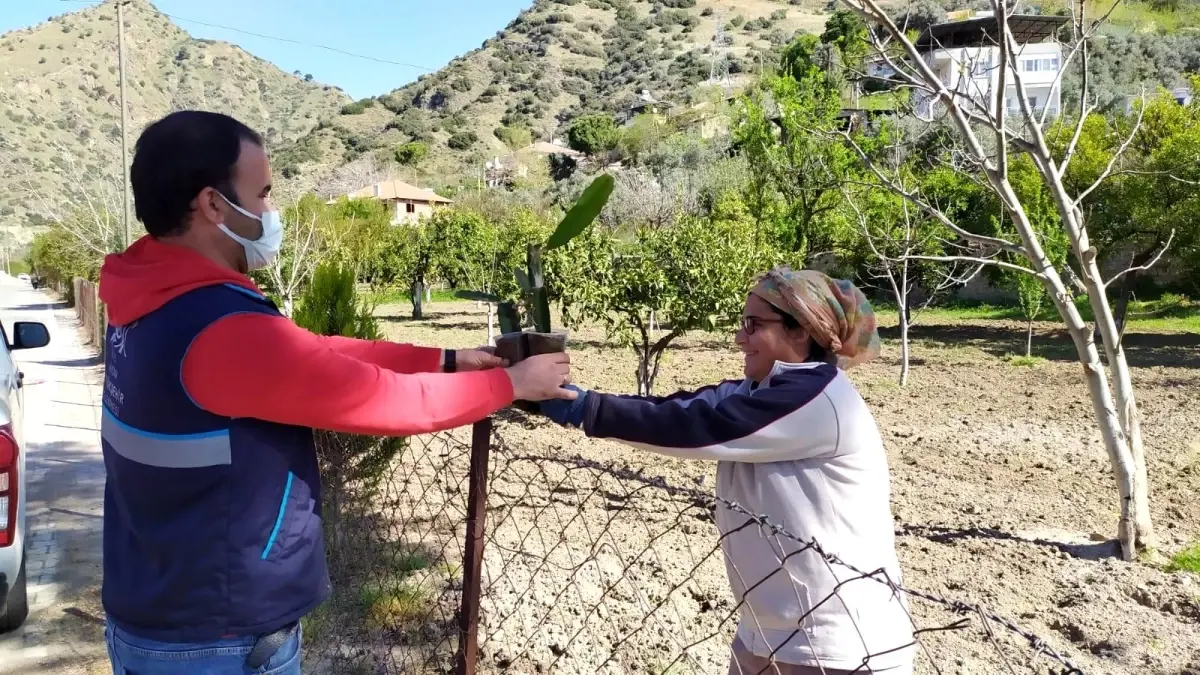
top-left (97, 110), bottom-right (575, 674)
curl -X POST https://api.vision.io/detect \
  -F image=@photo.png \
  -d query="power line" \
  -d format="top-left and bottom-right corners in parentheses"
top-left (58, 0), bottom-right (436, 73)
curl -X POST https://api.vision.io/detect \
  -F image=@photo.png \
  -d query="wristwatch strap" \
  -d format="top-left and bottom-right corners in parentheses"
top-left (444, 349), bottom-right (457, 373)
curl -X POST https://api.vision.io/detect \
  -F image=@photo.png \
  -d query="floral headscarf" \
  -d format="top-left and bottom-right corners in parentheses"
top-left (750, 266), bottom-right (881, 369)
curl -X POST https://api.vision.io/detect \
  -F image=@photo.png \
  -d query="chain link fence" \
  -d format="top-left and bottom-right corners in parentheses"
top-left (304, 427), bottom-right (476, 675)
top-left (304, 415), bottom-right (1087, 675)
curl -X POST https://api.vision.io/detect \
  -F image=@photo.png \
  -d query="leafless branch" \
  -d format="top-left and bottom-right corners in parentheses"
top-left (1074, 92), bottom-right (1145, 206)
top-left (902, 253), bottom-right (1043, 277)
top-left (1110, 169), bottom-right (1200, 186)
top-left (838, 132), bottom-right (1028, 256)
top-left (1105, 230), bottom-right (1175, 289)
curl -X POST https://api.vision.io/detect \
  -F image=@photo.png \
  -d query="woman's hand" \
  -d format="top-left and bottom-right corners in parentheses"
top-left (539, 385), bottom-right (589, 427)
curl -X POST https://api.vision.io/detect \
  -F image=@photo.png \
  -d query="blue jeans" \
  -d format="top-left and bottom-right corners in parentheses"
top-left (105, 619), bottom-right (302, 674)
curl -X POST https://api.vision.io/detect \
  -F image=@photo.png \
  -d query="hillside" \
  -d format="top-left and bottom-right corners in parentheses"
top-left (273, 0), bottom-right (835, 193)
top-left (0, 0), bottom-right (349, 247)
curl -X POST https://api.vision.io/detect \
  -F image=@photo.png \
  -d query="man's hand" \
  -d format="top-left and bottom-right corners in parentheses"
top-left (505, 352), bottom-right (577, 402)
top-left (455, 346), bottom-right (508, 372)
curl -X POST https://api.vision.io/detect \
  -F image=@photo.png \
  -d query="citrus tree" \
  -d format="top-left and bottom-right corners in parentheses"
top-left (554, 197), bottom-right (779, 394)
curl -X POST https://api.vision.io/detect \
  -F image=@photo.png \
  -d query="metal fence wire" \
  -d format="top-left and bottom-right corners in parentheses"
top-left (303, 415), bottom-right (1087, 675)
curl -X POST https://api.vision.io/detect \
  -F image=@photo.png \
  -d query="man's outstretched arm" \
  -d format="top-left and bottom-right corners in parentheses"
top-left (318, 336), bottom-right (505, 374)
top-left (182, 313), bottom-right (513, 436)
top-left (316, 335), bottom-right (444, 373)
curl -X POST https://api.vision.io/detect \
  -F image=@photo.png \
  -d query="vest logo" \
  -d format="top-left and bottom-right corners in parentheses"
top-left (110, 320), bottom-right (138, 357)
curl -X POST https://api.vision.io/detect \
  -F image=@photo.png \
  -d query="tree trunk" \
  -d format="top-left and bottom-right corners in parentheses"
top-left (411, 280), bottom-right (424, 320)
top-left (487, 303), bottom-right (496, 346)
top-left (1086, 270), bottom-right (1153, 557)
top-left (1025, 319), bottom-right (1034, 358)
top-left (425, 285), bottom-right (432, 304)
top-left (1017, 182), bottom-right (1152, 558)
top-left (981, 172), bottom-right (1150, 558)
top-left (1113, 283), bottom-right (1133, 339)
top-left (1030, 167), bottom-right (1154, 558)
top-left (1049, 269), bottom-right (1145, 558)
top-left (890, 263), bottom-right (910, 387)
top-left (635, 355), bottom-right (650, 396)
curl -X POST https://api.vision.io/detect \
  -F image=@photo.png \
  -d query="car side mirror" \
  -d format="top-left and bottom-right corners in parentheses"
top-left (11, 322), bottom-right (50, 350)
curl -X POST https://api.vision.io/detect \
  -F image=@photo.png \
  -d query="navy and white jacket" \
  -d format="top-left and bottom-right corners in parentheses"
top-left (578, 361), bottom-right (913, 670)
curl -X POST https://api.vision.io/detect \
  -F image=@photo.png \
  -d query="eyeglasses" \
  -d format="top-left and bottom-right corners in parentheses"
top-left (740, 316), bottom-right (784, 335)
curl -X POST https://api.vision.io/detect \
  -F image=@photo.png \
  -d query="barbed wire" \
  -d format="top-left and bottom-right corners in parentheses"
top-left (303, 419), bottom-right (1089, 675)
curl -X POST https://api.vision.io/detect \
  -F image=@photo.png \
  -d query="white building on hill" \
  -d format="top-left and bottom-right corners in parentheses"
top-left (913, 13), bottom-right (1069, 122)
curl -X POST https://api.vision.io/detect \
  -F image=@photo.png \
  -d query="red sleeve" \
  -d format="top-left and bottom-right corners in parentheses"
top-left (181, 313), bottom-right (513, 436)
top-left (318, 335), bottom-right (442, 374)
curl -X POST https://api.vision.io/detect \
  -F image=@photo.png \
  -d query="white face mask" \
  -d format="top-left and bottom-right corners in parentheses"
top-left (217, 192), bottom-right (284, 271)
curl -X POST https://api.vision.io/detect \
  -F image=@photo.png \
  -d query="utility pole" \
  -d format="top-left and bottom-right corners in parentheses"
top-left (708, 10), bottom-right (731, 91)
top-left (117, 0), bottom-right (133, 249)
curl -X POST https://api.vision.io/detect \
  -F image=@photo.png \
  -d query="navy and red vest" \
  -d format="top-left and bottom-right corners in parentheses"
top-left (100, 283), bottom-right (330, 642)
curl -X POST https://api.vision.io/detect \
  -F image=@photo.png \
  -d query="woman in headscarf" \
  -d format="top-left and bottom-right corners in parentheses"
top-left (540, 267), bottom-right (914, 675)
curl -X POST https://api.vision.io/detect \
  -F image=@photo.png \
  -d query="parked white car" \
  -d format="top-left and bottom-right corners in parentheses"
top-left (14, 275), bottom-right (29, 284)
top-left (0, 319), bottom-right (50, 632)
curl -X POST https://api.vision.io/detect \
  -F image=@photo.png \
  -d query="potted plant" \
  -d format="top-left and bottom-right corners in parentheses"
top-left (456, 174), bottom-right (614, 366)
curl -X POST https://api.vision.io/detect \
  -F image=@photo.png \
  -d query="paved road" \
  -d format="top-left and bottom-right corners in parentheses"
top-left (0, 277), bottom-right (109, 674)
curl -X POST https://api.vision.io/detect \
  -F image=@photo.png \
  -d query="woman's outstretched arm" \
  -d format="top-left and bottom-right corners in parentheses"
top-left (548, 366), bottom-right (841, 463)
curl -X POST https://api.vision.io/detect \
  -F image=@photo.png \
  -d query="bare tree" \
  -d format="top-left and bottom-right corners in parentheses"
top-left (264, 205), bottom-right (324, 317)
top-left (600, 169), bottom-right (685, 229)
top-left (315, 156), bottom-right (397, 201)
top-left (6, 135), bottom-right (126, 255)
top-left (0, 90), bottom-right (163, 255)
top-left (840, 0), bottom-right (1167, 557)
top-left (843, 185), bottom-right (981, 386)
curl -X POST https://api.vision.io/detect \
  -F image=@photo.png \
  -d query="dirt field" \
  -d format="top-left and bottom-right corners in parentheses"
top-left (375, 299), bottom-right (1200, 675)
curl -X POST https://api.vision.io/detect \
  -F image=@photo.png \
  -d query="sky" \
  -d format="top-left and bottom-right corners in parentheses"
top-left (0, 0), bottom-right (533, 99)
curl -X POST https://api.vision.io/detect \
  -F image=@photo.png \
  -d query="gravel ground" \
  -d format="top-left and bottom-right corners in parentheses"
top-left (373, 300), bottom-right (1200, 675)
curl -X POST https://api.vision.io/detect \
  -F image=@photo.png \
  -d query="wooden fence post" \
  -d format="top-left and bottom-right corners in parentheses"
top-left (455, 418), bottom-right (492, 675)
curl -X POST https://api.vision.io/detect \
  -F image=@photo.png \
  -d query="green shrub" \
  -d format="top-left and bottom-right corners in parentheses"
top-left (341, 98), bottom-right (377, 115)
top-left (494, 124), bottom-right (533, 150)
top-left (1004, 354), bottom-right (1047, 368)
top-left (394, 141), bottom-right (428, 165)
top-left (567, 113), bottom-right (619, 155)
top-left (447, 130), bottom-right (478, 150)
top-left (293, 262), bottom-right (380, 340)
top-left (293, 262), bottom-right (405, 561)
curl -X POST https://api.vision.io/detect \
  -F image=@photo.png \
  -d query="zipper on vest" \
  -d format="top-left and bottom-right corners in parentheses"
top-left (261, 471), bottom-right (295, 559)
